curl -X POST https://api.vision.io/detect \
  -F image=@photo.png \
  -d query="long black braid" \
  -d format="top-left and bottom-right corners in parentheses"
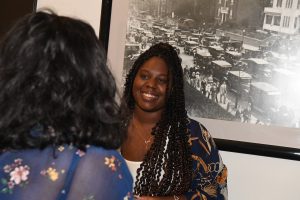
top-left (121, 43), bottom-right (193, 196)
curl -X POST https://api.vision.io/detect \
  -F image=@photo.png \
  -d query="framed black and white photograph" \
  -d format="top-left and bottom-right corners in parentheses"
top-left (108, 0), bottom-right (300, 160)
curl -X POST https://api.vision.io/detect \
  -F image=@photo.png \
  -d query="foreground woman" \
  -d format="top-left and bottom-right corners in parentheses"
top-left (0, 11), bottom-right (133, 200)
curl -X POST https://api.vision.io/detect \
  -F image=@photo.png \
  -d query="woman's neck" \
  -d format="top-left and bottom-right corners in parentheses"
top-left (132, 108), bottom-right (162, 126)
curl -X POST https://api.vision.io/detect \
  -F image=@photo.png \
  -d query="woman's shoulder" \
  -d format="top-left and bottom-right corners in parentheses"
top-left (86, 145), bottom-right (119, 155)
top-left (85, 146), bottom-right (125, 162)
top-left (80, 146), bottom-right (133, 197)
top-left (187, 117), bottom-right (210, 136)
top-left (0, 145), bottom-right (125, 167)
top-left (0, 146), bottom-right (133, 199)
top-left (0, 145), bottom-right (127, 170)
top-left (83, 146), bottom-right (131, 176)
top-left (187, 118), bottom-right (218, 153)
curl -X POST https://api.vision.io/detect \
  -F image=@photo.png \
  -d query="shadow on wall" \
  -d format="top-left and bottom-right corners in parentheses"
top-left (0, 0), bottom-right (35, 41)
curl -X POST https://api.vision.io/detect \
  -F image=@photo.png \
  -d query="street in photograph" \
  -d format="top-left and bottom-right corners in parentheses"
top-left (122, 0), bottom-right (300, 129)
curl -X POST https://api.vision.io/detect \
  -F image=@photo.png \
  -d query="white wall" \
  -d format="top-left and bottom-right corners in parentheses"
top-left (221, 151), bottom-right (300, 200)
top-left (37, 0), bottom-right (127, 86)
top-left (36, 1), bottom-right (300, 199)
top-left (196, 117), bottom-right (300, 149)
top-left (36, 0), bottom-right (102, 37)
top-left (107, 0), bottom-right (129, 88)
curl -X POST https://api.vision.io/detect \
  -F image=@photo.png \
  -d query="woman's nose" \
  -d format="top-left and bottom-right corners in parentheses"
top-left (146, 78), bottom-right (157, 88)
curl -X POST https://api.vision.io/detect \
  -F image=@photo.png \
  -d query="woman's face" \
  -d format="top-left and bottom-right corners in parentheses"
top-left (132, 56), bottom-right (171, 113)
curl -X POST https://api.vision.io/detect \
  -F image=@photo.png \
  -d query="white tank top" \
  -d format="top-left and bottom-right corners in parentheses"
top-left (123, 134), bottom-right (169, 189)
top-left (124, 159), bottom-right (142, 185)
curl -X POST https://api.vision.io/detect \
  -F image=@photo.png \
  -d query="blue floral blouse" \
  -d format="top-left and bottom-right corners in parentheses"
top-left (0, 145), bottom-right (133, 200)
top-left (185, 118), bottom-right (228, 200)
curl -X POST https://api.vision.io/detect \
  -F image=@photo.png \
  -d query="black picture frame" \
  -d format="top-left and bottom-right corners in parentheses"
top-left (216, 139), bottom-right (300, 161)
top-left (33, 0), bottom-right (37, 11)
top-left (99, 0), bottom-right (113, 52)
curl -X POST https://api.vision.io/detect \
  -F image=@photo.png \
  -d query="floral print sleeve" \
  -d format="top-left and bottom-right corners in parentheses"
top-left (1, 159), bottom-right (30, 194)
top-left (185, 119), bottom-right (228, 200)
top-left (0, 145), bottom-right (133, 200)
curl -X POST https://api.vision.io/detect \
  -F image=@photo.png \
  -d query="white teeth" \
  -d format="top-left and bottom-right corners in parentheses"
top-left (142, 92), bottom-right (157, 99)
top-left (144, 93), bottom-right (155, 98)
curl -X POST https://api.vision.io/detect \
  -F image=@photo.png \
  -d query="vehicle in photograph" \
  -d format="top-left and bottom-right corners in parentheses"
top-left (174, 28), bottom-right (181, 36)
top-left (202, 32), bottom-right (215, 38)
top-left (177, 34), bottom-right (188, 46)
top-left (194, 48), bottom-right (212, 66)
top-left (189, 37), bottom-right (199, 43)
top-left (243, 58), bottom-right (272, 81)
top-left (124, 43), bottom-right (141, 57)
top-left (152, 25), bottom-right (165, 35)
top-left (191, 33), bottom-right (201, 39)
top-left (152, 35), bottom-right (164, 45)
top-left (227, 70), bottom-right (252, 96)
top-left (167, 40), bottom-right (180, 54)
top-left (208, 45), bottom-right (224, 59)
top-left (211, 60), bottom-right (232, 82)
top-left (184, 40), bottom-right (199, 55)
top-left (221, 40), bottom-right (243, 51)
top-left (218, 35), bottom-right (230, 43)
top-left (181, 30), bottom-right (191, 36)
top-left (202, 36), bottom-right (218, 47)
top-left (242, 44), bottom-right (262, 58)
top-left (249, 82), bottom-right (281, 115)
top-left (163, 32), bottom-right (174, 41)
top-left (224, 50), bottom-right (242, 65)
top-left (167, 40), bottom-right (176, 46)
top-left (178, 16), bottom-right (195, 30)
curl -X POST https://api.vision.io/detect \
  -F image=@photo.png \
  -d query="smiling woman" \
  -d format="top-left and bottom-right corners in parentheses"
top-left (120, 43), bottom-right (228, 200)
top-left (132, 56), bottom-right (170, 113)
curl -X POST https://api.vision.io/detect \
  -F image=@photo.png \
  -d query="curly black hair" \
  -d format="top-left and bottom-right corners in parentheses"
top-left (0, 11), bottom-right (124, 150)
top-left (121, 43), bottom-right (193, 196)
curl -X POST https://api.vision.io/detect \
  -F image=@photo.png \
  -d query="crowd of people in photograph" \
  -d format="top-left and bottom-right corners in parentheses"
top-left (124, 13), bottom-right (300, 128)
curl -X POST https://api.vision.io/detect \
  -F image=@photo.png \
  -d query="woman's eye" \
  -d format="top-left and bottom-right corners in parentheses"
top-left (158, 78), bottom-right (168, 84)
top-left (140, 74), bottom-right (148, 80)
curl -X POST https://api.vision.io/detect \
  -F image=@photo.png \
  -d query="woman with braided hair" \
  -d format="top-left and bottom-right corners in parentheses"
top-left (121, 42), bottom-right (228, 200)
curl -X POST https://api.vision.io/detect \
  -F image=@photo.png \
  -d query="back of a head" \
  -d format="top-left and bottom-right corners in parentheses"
top-left (0, 11), bottom-right (123, 150)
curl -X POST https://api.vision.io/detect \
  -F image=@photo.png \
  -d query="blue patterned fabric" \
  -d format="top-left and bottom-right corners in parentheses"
top-left (185, 118), bottom-right (228, 200)
top-left (0, 145), bottom-right (133, 200)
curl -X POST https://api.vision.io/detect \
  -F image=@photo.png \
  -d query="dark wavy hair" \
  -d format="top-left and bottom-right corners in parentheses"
top-left (121, 43), bottom-right (193, 196)
top-left (0, 11), bottom-right (124, 150)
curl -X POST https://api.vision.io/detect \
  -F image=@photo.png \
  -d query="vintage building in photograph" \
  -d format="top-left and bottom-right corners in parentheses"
top-left (263, 0), bottom-right (300, 34)
top-left (130, 0), bottom-right (217, 25)
top-left (215, 0), bottom-right (238, 24)
top-left (215, 0), bottom-right (268, 27)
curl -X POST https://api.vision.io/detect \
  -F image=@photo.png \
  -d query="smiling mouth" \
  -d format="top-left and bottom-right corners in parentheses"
top-left (141, 92), bottom-right (158, 101)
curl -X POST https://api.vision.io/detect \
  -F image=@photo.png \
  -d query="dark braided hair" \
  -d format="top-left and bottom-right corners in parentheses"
top-left (121, 43), bottom-right (193, 196)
